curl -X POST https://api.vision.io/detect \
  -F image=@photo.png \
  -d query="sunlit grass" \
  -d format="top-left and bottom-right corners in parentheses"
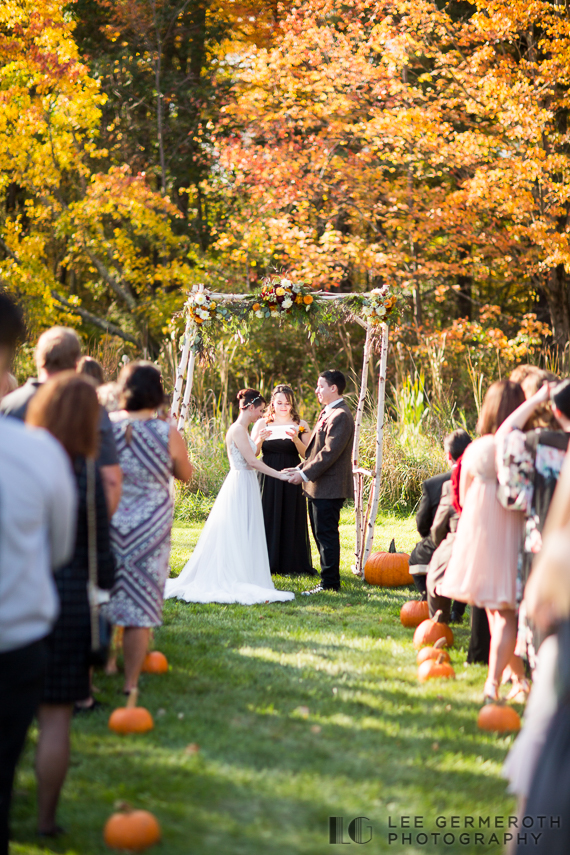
top-left (11, 509), bottom-right (518, 855)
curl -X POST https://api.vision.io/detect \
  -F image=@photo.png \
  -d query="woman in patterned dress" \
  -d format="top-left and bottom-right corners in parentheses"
top-left (105, 362), bottom-right (193, 694)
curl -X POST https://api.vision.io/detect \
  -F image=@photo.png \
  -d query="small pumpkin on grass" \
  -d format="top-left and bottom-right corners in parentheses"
top-left (108, 689), bottom-right (154, 735)
top-left (417, 637), bottom-right (451, 665)
top-left (141, 651), bottom-right (168, 674)
top-left (104, 802), bottom-right (161, 852)
top-left (364, 539), bottom-right (412, 587)
top-left (418, 653), bottom-right (456, 682)
top-left (400, 599), bottom-right (430, 628)
top-left (413, 610), bottom-right (454, 649)
top-left (477, 703), bottom-right (521, 733)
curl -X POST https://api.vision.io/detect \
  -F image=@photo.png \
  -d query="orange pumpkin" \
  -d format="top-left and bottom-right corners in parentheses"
top-left (477, 704), bottom-right (521, 733)
top-left (400, 599), bottom-right (430, 628)
top-left (418, 653), bottom-right (456, 682)
top-left (108, 689), bottom-right (154, 735)
top-left (104, 803), bottom-right (161, 852)
top-left (141, 651), bottom-right (168, 674)
top-left (417, 637), bottom-right (451, 665)
top-left (413, 610), bottom-right (454, 649)
top-left (364, 539), bottom-right (412, 587)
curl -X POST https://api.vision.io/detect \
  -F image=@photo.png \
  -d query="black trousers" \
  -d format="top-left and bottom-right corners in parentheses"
top-left (467, 606), bottom-right (491, 665)
top-left (0, 638), bottom-right (47, 855)
top-left (308, 498), bottom-right (344, 590)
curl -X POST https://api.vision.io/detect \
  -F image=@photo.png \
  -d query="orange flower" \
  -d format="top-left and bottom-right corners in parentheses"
top-left (295, 294), bottom-right (303, 304)
top-left (252, 303), bottom-right (261, 311)
top-left (303, 294), bottom-right (314, 305)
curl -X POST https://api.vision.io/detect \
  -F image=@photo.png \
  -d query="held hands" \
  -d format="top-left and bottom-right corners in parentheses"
top-left (286, 470), bottom-right (304, 485)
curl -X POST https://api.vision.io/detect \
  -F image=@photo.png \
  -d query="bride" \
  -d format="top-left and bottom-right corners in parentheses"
top-left (165, 388), bottom-right (295, 604)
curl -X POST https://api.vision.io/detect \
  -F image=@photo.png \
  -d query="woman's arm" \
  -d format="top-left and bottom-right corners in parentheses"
top-left (286, 420), bottom-right (310, 459)
top-left (251, 419), bottom-right (270, 456)
top-left (169, 427), bottom-right (194, 483)
top-left (495, 384), bottom-right (550, 439)
top-left (231, 426), bottom-right (289, 480)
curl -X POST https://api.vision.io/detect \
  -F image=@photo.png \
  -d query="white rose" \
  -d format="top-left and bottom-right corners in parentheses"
top-left (281, 278), bottom-right (292, 288)
top-left (199, 308), bottom-right (210, 319)
top-left (363, 306), bottom-right (373, 316)
top-left (195, 293), bottom-right (206, 305)
top-left (255, 310), bottom-right (264, 318)
top-left (292, 283), bottom-right (301, 293)
top-left (282, 297), bottom-right (293, 308)
top-left (376, 306), bottom-right (386, 317)
top-left (371, 288), bottom-right (382, 296)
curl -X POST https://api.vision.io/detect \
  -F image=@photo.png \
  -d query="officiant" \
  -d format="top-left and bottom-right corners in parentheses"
top-left (252, 385), bottom-right (316, 577)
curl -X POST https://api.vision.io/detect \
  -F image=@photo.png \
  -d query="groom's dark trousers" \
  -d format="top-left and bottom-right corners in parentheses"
top-left (300, 400), bottom-right (355, 590)
top-left (308, 498), bottom-right (345, 590)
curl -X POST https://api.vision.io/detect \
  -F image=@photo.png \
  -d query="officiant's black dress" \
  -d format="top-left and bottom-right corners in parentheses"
top-left (259, 436), bottom-right (315, 576)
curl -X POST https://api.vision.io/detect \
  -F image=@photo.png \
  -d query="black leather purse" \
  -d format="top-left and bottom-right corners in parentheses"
top-left (86, 458), bottom-right (113, 668)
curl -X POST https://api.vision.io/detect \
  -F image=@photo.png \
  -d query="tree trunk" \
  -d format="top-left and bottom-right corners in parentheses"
top-left (545, 264), bottom-right (570, 350)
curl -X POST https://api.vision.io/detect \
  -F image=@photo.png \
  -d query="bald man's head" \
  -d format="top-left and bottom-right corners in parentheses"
top-left (35, 327), bottom-right (81, 378)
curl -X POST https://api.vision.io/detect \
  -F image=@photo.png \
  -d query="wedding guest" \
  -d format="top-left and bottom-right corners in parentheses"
top-left (104, 362), bottom-right (193, 695)
top-left (98, 381), bottom-right (121, 413)
top-left (496, 381), bottom-right (570, 673)
top-left (77, 355), bottom-right (105, 386)
top-left (424, 429), bottom-right (472, 623)
top-left (409, 428), bottom-right (471, 624)
top-left (251, 384), bottom-right (315, 576)
top-left (286, 370), bottom-right (355, 594)
top-left (510, 364), bottom-right (558, 402)
top-left (0, 295), bottom-right (76, 855)
top-left (505, 530), bottom-right (570, 854)
top-left (440, 379), bottom-right (528, 702)
top-left (0, 327), bottom-right (122, 516)
top-left (26, 373), bottom-right (115, 837)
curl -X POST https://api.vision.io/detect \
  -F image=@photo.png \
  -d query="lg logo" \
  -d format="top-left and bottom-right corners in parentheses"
top-left (329, 816), bottom-right (373, 844)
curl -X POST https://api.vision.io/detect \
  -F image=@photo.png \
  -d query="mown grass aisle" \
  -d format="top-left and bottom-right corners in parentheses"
top-left (13, 511), bottom-right (517, 855)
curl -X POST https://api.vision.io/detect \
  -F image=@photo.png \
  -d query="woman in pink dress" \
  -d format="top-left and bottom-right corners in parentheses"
top-left (441, 380), bottom-right (527, 702)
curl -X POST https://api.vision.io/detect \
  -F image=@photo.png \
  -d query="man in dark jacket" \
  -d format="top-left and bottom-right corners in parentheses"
top-left (409, 430), bottom-right (471, 620)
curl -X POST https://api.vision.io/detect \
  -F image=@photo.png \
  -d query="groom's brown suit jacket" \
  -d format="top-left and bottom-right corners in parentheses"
top-left (300, 400), bottom-right (355, 500)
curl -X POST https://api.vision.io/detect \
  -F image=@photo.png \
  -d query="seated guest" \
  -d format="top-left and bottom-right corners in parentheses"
top-left (426, 429), bottom-right (472, 624)
top-left (26, 373), bottom-right (115, 837)
top-left (0, 296), bottom-right (76, 855)
top-left (409, 429), bottom-right (470, 624)
top-left (0, 327), bottom-right (122, 515)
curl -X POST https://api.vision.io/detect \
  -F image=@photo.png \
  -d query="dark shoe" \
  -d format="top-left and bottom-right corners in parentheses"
top-left (301, 584), bottom-right (339, 596)
top-left (449, 611), bottom-right (464, 624)
top-left (73, 698), bottom-right (106, 715)
top-left (38, 825), bottom-right (66, 838)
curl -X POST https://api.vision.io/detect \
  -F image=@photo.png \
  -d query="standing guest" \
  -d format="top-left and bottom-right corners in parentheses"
top-left (0, 296), bottom-right (76, 855)
top-left (424, 429), bottom-right (472, 623)
top-left (251, 384), bottom-right (315, 576)
top-left (104, 362), bottom-right (193, 695)
top-left (440, 380), bottom-right (527, 702)
top-left (0, 327), bottom-right (122, 516)
top-left (285, 370), bottom-right (355, 594)
top-left (26, 374), bottom-right (115, 837)
top-left (495, 381), bottom-right (570, 675)
top-left (77, 355), bottom-right (105, 386)
top-left (509, 364), bottom-right (558, 402)
top-left (409, 428), bottom-right (471, 624)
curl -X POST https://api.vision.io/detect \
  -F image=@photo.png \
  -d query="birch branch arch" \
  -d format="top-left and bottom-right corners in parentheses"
top-left (170, 283), bottom-right (395, 579)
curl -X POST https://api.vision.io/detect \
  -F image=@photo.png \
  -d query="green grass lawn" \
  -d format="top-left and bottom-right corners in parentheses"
top-left (11, 509), bottom-right (519, 855)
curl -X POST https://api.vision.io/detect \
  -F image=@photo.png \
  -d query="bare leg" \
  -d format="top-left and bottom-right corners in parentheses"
top-left (36, 704), bottom-right (73, 834)
top-left (123, 628), bottom-right (150, 693)
top-left (486, 608), bottom-right (518, 696)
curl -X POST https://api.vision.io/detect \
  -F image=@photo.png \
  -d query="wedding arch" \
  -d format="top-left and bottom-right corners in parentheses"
top-left (169, 278), bottom-right (397, 578)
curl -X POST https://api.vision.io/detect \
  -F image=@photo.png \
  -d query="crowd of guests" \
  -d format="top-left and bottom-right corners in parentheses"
top-left (409, 364), bottom-right (570, 850)
top-left (0, 295), bottom-right (192, 851)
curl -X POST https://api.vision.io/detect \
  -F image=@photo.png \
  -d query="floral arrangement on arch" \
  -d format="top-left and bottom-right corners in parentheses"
top-left (251, 276), bottom-right (315, 319)
top-left (360, 286), bottom-right (398, 325)
top-left (184, 285), bottom-right (230, 327)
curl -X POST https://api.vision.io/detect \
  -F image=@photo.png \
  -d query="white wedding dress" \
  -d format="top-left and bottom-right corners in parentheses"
top-left (165, 437), bottom-right (295, 604)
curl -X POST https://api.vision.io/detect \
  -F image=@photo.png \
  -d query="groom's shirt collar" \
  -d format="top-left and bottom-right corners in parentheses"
top-left (324, 398), bottom-right (344, 414)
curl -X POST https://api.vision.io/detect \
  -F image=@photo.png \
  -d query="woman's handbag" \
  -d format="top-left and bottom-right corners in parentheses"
top-left (86, 457), bottom-right (113, 668)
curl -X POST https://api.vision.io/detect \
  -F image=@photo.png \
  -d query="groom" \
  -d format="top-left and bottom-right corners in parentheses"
top-left (286, 370), bottom-right (354, 594)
